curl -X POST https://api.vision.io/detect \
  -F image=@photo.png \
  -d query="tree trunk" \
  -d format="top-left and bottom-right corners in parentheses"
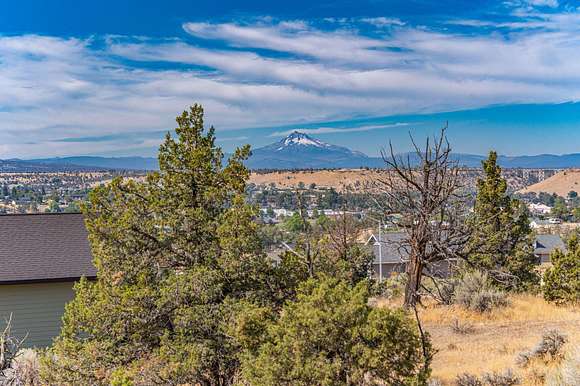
top-left (404, 256), bottom-right (422, 308)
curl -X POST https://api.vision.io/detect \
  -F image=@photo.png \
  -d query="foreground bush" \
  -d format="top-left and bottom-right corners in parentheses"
top-left (516, 329), bottom-right (567, 367)
top-left (456, 369), bottom-right (519, 386)
top-left (1, 348), bottom-right (40, 385)
top-left (546, 347), bottom-right (580, 386)
top-left (454, 271), bottom-right (509, 312)
top-left (543, 236), bottom-right (580, 305)
top-left (238, 276), bottom-right (432, 386)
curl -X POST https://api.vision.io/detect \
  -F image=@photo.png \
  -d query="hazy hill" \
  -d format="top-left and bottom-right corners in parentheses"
top-left (29, 156), bottom-right (158, 171)
top-left (0, 159), bottom-right (101, 172)
top-left (519, 169), bottom-right (580, 196)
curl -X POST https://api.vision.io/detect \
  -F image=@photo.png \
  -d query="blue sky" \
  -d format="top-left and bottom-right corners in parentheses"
top-left (1, 0), bottom-right (580, 157)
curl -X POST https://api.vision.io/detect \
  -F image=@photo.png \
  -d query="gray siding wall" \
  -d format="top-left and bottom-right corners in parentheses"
top-left (372, 262), bottom-right (406, 279)
top-left (0, 282), bottom-right (75, 347)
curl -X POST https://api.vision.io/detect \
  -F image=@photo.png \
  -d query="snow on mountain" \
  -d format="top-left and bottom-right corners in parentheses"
top-left (278, 131), bottom-right (329, 149)
top-left (246, 131), bottom-right (384, 169)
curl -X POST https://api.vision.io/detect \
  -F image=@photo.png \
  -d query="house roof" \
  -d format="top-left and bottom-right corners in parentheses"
top-left (366, 232), bottom-right (409, 264)
top-left (534, 234), bottom-right (566, 256)
top-left (0, 213), bottom-right (95, 284)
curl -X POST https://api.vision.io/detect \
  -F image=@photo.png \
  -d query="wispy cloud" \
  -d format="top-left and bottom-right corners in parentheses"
top-left (0, 1), bottom-right (580, 157)
top-left (217, 135), bottom-right (249, 142)
top-left (268, 123), bottom-right (409, 137)
top-left (359, 17), bottom-right (405, 27)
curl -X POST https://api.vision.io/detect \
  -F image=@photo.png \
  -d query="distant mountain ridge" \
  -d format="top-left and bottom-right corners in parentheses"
top-left (1, 131), bottom-right (580, 171)
top-left (245, 131), bottom-right (580, 169)
top-left (29, 156), bottom-right (159, 171)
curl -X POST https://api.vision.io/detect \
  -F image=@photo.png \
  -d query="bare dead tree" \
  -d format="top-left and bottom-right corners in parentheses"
top-left (372, 126), bottom-right (471, 308)
top-left (0, 313), bottom-right (27, 376)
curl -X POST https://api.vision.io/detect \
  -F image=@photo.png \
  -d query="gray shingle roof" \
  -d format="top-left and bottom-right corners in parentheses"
top-left (0, 213), bottom-right (95, 284)
top-left (367, 232), bottom-right (410, 264)
top-left (534, 234), bottom-right (566, 255)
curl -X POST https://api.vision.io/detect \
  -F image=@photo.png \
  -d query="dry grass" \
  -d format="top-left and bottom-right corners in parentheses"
top-left (519, 169), bottom-right (580, 196)
top-left (378, 294), bottom-right (580, 385)
top-left (249, 169), bottom-right (381, 191)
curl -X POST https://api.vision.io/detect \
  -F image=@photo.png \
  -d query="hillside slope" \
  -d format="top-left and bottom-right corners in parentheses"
top-left (519, 169), bottom-right (580, 196)
top-left (378, 295), bottom-right (580, 385)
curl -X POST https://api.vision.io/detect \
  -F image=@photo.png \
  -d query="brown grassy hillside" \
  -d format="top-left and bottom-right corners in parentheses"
top-left (378, 295), bottom-right (579, 385)
top-left (250, 168), bottom-right (549, 193)
top-left (520, 169), bottom-right (580, 196)
top-left (249, 169), bottom-right (380, 191)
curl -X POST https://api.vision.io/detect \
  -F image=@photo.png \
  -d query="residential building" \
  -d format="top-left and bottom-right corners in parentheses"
top-left (366, 232), bottom-right (408, 281)
top-left (528, 203), bottom-right (552, 215)
top-left (0, 213), bottom-right (95, 347)
top-left (533, 234), bottom-right (566, 263)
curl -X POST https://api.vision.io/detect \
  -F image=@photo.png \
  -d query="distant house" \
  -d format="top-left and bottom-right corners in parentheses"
top-left (528, 203), bottom-right (552, 215)
top-left (273, 208), bottom-right (294, 218)
top-left (365, 231), bottom-right (458, 281)
top-left (530, 218), bottom-right (555, 229)
top-left (0, 213), bottom-right (95, 347)
top-left (533, 234), bottom-right (566, 264)
top-left (366, 232), bottom-right (409, 281)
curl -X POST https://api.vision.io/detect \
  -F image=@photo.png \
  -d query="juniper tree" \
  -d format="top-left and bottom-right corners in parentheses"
top-left (236, 276), bottom-right (431, 386)
top-left (543, 235), bottom-right (580, 304)
top-left (468, 151), bottom-right (539, 290)
top-left (42, 104), bottom-right (275, 385)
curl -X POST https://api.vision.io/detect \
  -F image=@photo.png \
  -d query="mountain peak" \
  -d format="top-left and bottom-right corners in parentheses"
top-left (280, 131), bottom-right (328, 149)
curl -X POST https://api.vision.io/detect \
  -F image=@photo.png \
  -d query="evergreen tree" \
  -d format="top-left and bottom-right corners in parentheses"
top-left (237, 276), bottom-right (430, 386)
top-left (468, 151), bottom-right (539, 290)
top-left (42, 104), bottom-right (274, 385)
top-left (543, 236), bottom-right (580, 304)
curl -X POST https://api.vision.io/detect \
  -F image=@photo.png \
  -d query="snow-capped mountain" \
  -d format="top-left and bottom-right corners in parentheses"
top-left (12, 131), bottom-right (580, 171)
top-left (245, 131), bottom-right (384, 169)
top-left (277, 131), bottom-right (329, 149)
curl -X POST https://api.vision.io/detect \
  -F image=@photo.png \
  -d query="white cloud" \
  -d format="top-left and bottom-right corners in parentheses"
top-left (1, 7), bottom-right (580, 157)
top-left (525, 0), bottom-right (559, 8)
top-left (360, 17), bottom-right (405, 27)
top-left (268, 123), bottom-right (409, 137)
top-left (182, 21), bottom-right (397, 67)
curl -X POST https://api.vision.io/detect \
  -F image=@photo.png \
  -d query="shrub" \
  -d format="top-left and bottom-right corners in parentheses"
top-left (517, 329), bottom-right (568, 367)
top-left (239, 276), bottom-right (431, 385)
top-left (456, 370), bottom-right (520, 386)
top-left (438, 277), bottom-right (459, 305)
top-left (454, 271), bottom-right (509, 312)
top-left (468, 290), bottom-right (509, 312)
top-left (1, 348), bottom-right (40, 385)
top-left (456, 373), bottom-right (483, 386)
top-left (372, 273), bottom-right (407, 298)
top-left (450, 319), bottom-right (475, 335)
top-left (481, 369), bottom-right (520, 385)
top-left (543, 236), bottom-right (580, 305)
top-left (545, 347), bottom-right (580, 386)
